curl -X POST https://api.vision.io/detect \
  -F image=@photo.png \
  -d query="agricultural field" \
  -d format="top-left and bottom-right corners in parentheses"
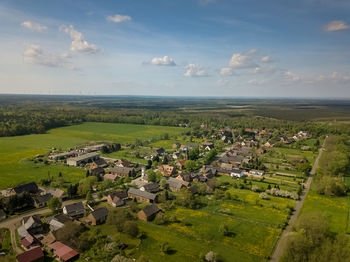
top-left (92, 183), bottom-right (295, 262)
top-left (0, 122), bottom-right (184, 189)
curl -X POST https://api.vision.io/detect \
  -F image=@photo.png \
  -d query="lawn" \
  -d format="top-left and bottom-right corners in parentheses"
top-left (0, 122), bottom-right (184, 189)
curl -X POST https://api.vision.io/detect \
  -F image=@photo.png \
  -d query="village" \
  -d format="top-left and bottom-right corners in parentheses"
top-left (0, 127), bottom-right (314, 262)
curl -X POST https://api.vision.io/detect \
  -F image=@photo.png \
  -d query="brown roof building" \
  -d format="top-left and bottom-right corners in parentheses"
top-left (137, 204), bottom-right (161, 221)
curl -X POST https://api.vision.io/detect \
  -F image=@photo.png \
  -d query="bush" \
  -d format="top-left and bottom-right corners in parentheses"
top-left (123, 221), bottom-right (139, 237)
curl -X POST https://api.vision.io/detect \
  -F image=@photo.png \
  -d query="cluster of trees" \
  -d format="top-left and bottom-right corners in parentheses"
top-left (1, 193), bottom-right (33, 214)
top-left (314, 135), bottom-right (349, 196)
top-left (282, 212), bottom-right (350, 262)
top-left (107, 209), bottom-right (139, 237)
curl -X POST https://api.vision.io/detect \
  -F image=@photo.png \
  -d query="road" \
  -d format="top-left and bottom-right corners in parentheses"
top-left (0, 199), bottom-right (83, 255)
top-left (270, 137), bottom-right (327, 262)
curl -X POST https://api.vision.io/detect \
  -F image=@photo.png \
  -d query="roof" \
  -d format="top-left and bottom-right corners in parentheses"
top-left (231, 168), bottom-right (243, 173)
top-left (49, 241), bottom-right (79, 261)
top-left (68, 152), bottom-right (99, 162)
top-left (21, 233), bottom-right (35, 248)
top-left (166, 177), bottom-right (189, 189)
top-left (33, 193), bottom-right (52, 204)
top-left (108, 166), bottom-right (133, 175)
top-left (16, 246), bottom-right (44, 262)
top-left (142, 182), bottom-right (159, 191)
top-left (109, 191), bottom-right (128, 200)
top-left (91, 207), bottom-right (109, 221)
top-left (141, 204), bottom-right (160, 217)
top-left (17, 225), bottom-right (29, 239)
top-left (13, 182), bottom-right (38, 194)
top-left (63, 202), bottom-right (84, 217)
top-left (53, 189), bottom-right (65, 198)
top-left (91, 167), bottom-right (105, 175)
top-left (93, 158), bottom-right (107, 166)
top-left (23, 215), bottom-right (42, 230)
top-left (128, 188), bottom-right (157, 200)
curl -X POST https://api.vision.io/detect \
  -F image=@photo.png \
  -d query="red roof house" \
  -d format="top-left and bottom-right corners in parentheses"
top-left (16, 246), bottom-right (44, 262)
top-left (48, 241), bottom-right (79, 261)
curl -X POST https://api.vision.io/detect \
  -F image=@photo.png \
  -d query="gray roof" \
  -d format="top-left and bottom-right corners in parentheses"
top-left (142, 182), bottom-right (159, 192)
top-left (63, 202), bottom-right (85, 217)
top-left (128, 188), bottom-right (156, 200)
top-left (13, 182), bottom-right (38, 194)
top-left (33, 193), bottom-right (52, 204)
top-left (142, 204), bottom-right (160, 217)
top-left (166, 177), bottom-right (189, 189)
top-left (91, 207), bottom-right (109, 220)
top-left (68, 152), bottom-right (99, 162)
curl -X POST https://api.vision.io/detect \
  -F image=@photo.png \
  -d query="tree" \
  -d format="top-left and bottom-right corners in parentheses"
top-left (188, 148), bottom-right (199, 160)
top-left (184, 160), bottom-right (199, 171)
top-left (123, 221), bottom-right (139, 237)
top-left (204, 149), bottom-right (217, 165)
top-left (48, 197), bottom-right (61, 213)
top-left (86, 191), bottom-right (94, 204)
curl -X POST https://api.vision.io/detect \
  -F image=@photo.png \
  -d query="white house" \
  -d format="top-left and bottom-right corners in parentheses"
top-left (230, 169), bottom-right (244, 178)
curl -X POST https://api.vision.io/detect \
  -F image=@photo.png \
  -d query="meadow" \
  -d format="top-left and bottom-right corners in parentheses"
top-left (0, 122), bottom-right (184, 189)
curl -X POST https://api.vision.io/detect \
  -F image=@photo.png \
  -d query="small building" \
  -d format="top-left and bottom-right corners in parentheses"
top-left (20, 233), bottom-right (39, 250)
top-left (230, 169), bottom-right (245, 178)
top-left (128, 188), bottom-right (157, 203)
top-left (157, 165), bottom-right (176, 177)
top-left (63, 202), bottom-right (85, 218)
top-left (11, 182), bottom-right (38, 195)
top-left (107, 166), bottom-right (135, 177)
top-left (176, 172), bottom-right (192, 183)
top-left (154, 147), bottom-right (166, 156)
top-left (140, 182), bottom-right (160, 193)
top-left (53, 189), bottom-right (66, 200)
top-left (175, 160), bottom-right (186, 170)
top-left (107, 191), bottom-right (128, 207)
top-left (90, 167), bottom-right (105, 176)
top-left (49, 151), bottom-right (76, 161)
top-left (249, 170), bottom-right (265, 176)
top-left (166, 177), bottom-right (189, 192)
top-left (22, 215), bottom-right (43, 235)
top-left (49, 214), bottom-right (72, 231)
top-left (91, 158), bottom-right (108, 168)
top-left (202, 141), bottom-right (214, 150)
top-left (16, 246), bottom-right (44, 262)
top-left (87, 207), bottom-right (109, 225)
top-left (33, 194), bottom-right (52, 208)
top-left (66, 152), bottom-right (100, 166)
top-left (103, 173), bottom-right (118, 181)
top-left (48, 241), bottom-right (79, 262)
top-left (137, 204), bottom-right (161, 221)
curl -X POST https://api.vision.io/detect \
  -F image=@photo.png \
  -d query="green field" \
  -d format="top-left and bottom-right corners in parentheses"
top-left (0, 122), bottom-right (184, 189)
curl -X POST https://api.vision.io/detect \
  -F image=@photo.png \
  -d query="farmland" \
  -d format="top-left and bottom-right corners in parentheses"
top-left (0, 122), bottom-right (184, 189)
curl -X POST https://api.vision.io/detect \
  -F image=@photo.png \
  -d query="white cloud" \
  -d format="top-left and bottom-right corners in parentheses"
top-left (228, 52), bottom-right (258, 69)
top-left (151, 56), bottom-right (176, 66)
top-left (324, 20), bottom-right (349, 31)
top-left (220, 67), bottom-right (235, 76)
top-left (60, 25), bottom-right (98, 54)
top-left (107, 14), bottom-right (131, 23)
top-left (261, 56), bottom-right (272, 63)
top-left (184, 64), bottom-right (208, 77)
top-left (21, 21), bottom-right (47, 32)
top-left (284, 71), bottom-right (302, 82)
top-left (23, 44), bottom-right (75, 70)
top-left (247, 79), bottom-right (266, 85)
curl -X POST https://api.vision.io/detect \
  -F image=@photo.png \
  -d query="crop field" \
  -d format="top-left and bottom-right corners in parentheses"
top-left (0, 122), bottom-right (184, 189)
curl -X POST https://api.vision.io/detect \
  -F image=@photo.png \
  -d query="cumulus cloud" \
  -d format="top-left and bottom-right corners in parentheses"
top-left (151, 56), bottom-right (176, 66)
top-left (184, 64), bottom-right (208, 77)
top-left (107, 14), bottom-right (131, 23)
top-left (23, 44), bottom-right (75, 70)
top-left (324, 20), bottom-right (349, 31)
top-left (21, 21), bottom-right (47, 32)
top-left (261, 56), bottom-right (272, 63)
top-left (220, 67), bottom-right (235, 76)
top-left (228, 52), bottom-right (258, 69)
top-left (60, 25), bottom-right (98, 53)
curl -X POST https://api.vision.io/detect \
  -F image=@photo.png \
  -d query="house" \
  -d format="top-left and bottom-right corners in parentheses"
top-left (202, 141), bottom-right (214, 150)
top-left (41, 231), bottom-right (56, 247)
top-left (140, 182), bottom-right (160, 193)
top-left (172, 142), bottom-right (181, 149)
top-left (166, 177), bottom-right (189, 192)
top-left (63, 202), bottom-right (85, 218)
top-left (53, 189), bottom-right (66, 199)
top-left (11, 182), bottom-right (38, 195)
top-left (49, 214), bottom-right (71, 231)
top-left (33, 194), bottom-right (52, 208)
top-left (128, 188), bottom-right (157, 203)
top-left (16, 246), bottom-right (44, 262)
top-left (175, 160), bottom-right (186, 170)
top-left (220, 163), bottom-right (233, 170)
top-left (49, 151), bottom-right (76, 161)
top-left (103, 173), bottom-right (118, 181)
top-left (20, 233), bottom-right (39, 249)
top-left (154, 147), bottom-right (166, 156)
top-left (90, 167), bottom-right (105, 176)
top-left (157, 165), bottom-right (176, 177)
top-left (230, 169), bottom-right (245, 178)
top-left (48, 241), bottom-right (79, 262)
top-left (0, 209), bottom-right (6, 221)
top-left (91, 158), bottom-right (108, 168)
top-left (107, 166), bottom-right (135, 177)
top-left (176, 172), bottom-right (192, 182)
top-left (202, 165), bottom-right (217, 178)
top-left (115, 160), bottom-right (133, 168)
top-left (22, 215), bottom-right (43, 235)
top-left (107, 191), bottom-right (128, 207)
top-left (66, 152), bottom-right (100, 166)
top-left (87, 207), bottom-right (109, 225)
top-left (137, 204), bottom-right (161, 221)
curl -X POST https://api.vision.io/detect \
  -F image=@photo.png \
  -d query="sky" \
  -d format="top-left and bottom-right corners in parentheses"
top-left (0, 0), bottom-right (349, 98)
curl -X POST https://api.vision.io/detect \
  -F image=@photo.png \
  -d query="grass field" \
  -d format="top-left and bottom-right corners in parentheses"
top-left (0, 122), bottom-right (184, 189)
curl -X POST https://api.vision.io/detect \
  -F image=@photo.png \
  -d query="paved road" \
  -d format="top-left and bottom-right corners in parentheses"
top-left (270, 137), bottom-right (327, 262)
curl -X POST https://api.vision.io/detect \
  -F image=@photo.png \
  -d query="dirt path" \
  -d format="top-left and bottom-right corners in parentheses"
top-left (270, 137), bottom-right (327, 262)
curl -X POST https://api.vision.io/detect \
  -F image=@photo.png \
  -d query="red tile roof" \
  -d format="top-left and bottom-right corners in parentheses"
top-left (49, 241), bottom-right (79, 261)
top-left (16, 246), bottom-right (44, 262)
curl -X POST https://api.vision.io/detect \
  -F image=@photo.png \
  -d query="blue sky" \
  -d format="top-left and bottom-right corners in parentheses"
top-left (0, 0), bottom-right (349, 97)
